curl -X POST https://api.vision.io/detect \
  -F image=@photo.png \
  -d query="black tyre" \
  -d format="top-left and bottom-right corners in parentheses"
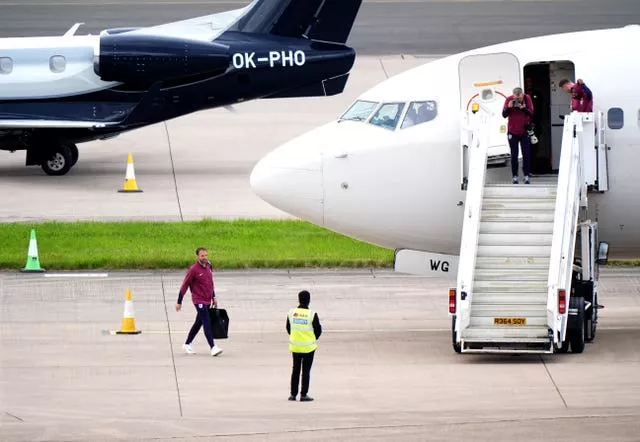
top-left (556, 338), bottom-right (569, 353)
top-left (66, 143), bottom-right (79, 166)
top-left (452, 317), bottom-right (461, 353)
top-left (568, 297), bottom-right (585, 354)
top-left (41, 145), bottom-right (73, 176)
top-left (585, 293), bottom-right (597, 343)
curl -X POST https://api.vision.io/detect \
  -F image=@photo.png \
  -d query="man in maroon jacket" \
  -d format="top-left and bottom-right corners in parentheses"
top-left (502, 87), bottom-right (534, 184)
top-left (175, 247), bottom-right (223, 356)
top-left (559, 78), bottom-right (593, 112)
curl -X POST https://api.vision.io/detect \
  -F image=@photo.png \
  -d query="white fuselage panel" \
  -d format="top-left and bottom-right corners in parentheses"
top-left (0, 36), bottom-right (118, 100)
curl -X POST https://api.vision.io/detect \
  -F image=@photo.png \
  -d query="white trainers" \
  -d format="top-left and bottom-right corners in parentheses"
top-left (183, 343), bottom-right (195, 355)
top-left (210, 346), bottom-right (223, 357)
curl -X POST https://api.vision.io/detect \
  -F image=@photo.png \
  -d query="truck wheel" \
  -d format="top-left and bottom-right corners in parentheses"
top-left (41, 145), bottom-right (73, 176)
top-left (556, 339), bottom-right (569, 353)
top-left (585, 293), bottom-right (597, 343)
top-left (568, 297), bottom-right (585, 354)
top-left (451, 317), bottom-right (461, 353)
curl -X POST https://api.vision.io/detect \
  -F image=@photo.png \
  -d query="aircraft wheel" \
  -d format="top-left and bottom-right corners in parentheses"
top-left (41, 145), bottom-right (73, 176)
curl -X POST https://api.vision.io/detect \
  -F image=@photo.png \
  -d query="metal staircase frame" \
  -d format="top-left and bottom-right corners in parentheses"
top-left (453, 111), bottom-right (596, 353)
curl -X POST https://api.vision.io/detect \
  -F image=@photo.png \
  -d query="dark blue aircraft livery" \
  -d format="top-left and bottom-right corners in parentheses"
top-left (0, 0), bottom-right (363, 175)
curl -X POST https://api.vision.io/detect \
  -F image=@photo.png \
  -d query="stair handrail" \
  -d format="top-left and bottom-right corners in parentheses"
top-left (547, 112), bottom-right (587, 342)
top-left (456, 110), bottom-right (490, 332)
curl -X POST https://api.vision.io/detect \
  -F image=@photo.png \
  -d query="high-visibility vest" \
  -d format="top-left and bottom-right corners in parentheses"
top-left (288, 308), bottom-right (317, 353)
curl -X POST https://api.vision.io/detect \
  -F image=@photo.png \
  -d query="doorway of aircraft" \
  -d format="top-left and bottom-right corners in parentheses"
top-left (458, 54), bottom-right (575, 176)
top-left (524, 60), bottom-right (575, 175)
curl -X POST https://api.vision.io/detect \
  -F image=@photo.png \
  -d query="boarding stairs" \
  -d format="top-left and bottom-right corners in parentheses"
top-left (453, 111), bottom-right (607, 353)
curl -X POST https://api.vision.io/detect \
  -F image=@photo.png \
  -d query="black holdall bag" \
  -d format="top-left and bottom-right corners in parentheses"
top-left (209, 306), bottom-right (229, 339)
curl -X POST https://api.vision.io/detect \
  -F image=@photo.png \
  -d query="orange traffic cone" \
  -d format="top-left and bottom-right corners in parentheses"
top-left (116, 288), bottom-right (141, 334)
top-left (118, 153), bottom-right (143, 193)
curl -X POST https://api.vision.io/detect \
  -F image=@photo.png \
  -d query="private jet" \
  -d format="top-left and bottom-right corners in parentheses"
top-left (0, 0), bottom-right (363, 175)
top-left (251, 26), bottom-right (640, 353)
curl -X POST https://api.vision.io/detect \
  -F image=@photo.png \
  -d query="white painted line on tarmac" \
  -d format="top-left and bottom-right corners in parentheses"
top-left (44, 273), bottom-right (109, 278)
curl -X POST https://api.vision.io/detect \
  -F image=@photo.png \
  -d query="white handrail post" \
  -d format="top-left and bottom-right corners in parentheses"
top-left (456, 111), bottom-right (490, 336)
top-left (547, 111), bottom-right (585, 345)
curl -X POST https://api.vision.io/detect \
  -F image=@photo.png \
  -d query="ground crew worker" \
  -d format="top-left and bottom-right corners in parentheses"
top-left (286, 290), bottom-right (322, 402)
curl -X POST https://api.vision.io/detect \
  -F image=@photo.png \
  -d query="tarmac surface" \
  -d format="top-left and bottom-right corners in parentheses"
top-left (1, 0), bottom-right (640, 55)
top-left (2, 2), bottom-right (640, 441)
top-left (1, 268), bottom-right (640, 441)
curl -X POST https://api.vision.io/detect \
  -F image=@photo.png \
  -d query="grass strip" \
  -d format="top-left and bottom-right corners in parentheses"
top-left (0, 219), bottom-right (394, 270)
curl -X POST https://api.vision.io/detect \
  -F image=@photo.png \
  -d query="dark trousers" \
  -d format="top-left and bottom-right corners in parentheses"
top-left (508, 133), bottom-right (531, 177)
top-left (186, 303), bottom-right (214, 348)
top-left (290, 351), bottom-right (315, 396)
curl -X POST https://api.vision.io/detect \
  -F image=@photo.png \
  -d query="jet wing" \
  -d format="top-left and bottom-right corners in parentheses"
top-left (0, 120), bottom-right (116, 129)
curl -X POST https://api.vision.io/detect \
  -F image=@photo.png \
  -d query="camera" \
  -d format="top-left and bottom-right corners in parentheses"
top-left (512, 99), bottom-right (521, 106)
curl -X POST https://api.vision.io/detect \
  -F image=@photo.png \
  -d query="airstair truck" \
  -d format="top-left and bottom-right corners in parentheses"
top-left (450, 111), bottom-right (608, 354)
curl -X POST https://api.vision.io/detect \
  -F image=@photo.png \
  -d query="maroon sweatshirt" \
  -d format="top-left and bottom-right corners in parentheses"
top-left (177, 261), bottom-right (214, 305)
top-left (502, 94), bottom-right (534, 135)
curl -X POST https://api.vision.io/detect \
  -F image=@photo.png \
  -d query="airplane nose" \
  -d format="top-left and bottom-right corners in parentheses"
top-left (250, 134), bottom-right (324, 224)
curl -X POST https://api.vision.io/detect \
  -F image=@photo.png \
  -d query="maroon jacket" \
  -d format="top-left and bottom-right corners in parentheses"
top-left (571, 82), bottom-right (593, 112)
top-left (502, 94), bottom-right (534, 135)
top-left (177, 261), bottom-right (214, 305)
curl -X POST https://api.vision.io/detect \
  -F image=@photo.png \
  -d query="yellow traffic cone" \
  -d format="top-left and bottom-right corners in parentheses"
top-left (20, 229), bottom-right (46, 273)
top-left (118, 153), bottom-right (143, 193)
top-left (116, 288), bottom-right (141, 334)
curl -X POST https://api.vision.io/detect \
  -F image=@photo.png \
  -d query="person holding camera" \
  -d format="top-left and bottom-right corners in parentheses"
top-left (502, 86), bottom-right (534, 184)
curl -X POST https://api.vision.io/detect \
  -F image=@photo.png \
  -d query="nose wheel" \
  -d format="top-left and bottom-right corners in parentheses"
top-left (41, 143), bottom-right (78, 176)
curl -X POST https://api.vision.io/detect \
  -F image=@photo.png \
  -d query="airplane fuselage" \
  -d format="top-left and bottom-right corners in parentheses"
top-left (251, 26), bottom-right (640, 259)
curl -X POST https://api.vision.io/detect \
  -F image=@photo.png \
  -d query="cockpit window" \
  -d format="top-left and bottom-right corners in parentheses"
top-left (401, 101), bottom-right (438, 129)
top-left (340, 100), bottom-right (378, 122)
top-left (369, 102), bottom-right (405, 130)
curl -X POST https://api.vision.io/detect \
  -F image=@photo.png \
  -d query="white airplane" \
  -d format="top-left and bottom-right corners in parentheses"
top-left (251, 25), bottom-right (640, 270)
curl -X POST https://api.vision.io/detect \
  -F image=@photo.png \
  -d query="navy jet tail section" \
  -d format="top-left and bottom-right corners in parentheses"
top-left (0, 0), bottom-right (363, 175)
top-left (228, 0), bottom-right (363, 45)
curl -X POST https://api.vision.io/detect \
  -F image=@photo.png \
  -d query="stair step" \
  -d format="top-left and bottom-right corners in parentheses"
top-left (480, 221), bottom-right (554, 234)
top-left (474, 280), bottom-right (547, 292)
top-left (476, 245), bottom-right (551, 257)
top-left (481, 210), bottom-right (555, 222)
top-left (475, 257), bottom-right (551, 269)
top-left (472, 292), bottom-right (548, 304)
top-left (470, 304), bottom-right (547, 316)
top-left (484, 186), bottom-right (557, 199)
top-left (474, 269), bottom-right (548, 281)
top-left (462, 325), bottom-right (550, 340)
top-left (482, 199), bottom-right (556, 211)
top-left (478, 233), bottom-right (552, 246)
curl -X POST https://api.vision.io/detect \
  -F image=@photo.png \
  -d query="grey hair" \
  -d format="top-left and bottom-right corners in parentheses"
top-left (513, 87), bottom-right (523, 95)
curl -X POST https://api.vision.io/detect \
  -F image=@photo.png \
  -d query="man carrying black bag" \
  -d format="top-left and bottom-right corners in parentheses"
top-left (175, 247), bottom-right (223, 357)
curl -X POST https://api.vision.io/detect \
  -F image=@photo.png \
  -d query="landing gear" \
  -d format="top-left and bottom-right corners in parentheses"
top-left (37, 143), bottom-right (78, 176)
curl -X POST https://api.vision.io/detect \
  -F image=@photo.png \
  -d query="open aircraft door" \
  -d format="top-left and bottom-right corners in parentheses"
top-left (459, 53), bottom-right (521, 165)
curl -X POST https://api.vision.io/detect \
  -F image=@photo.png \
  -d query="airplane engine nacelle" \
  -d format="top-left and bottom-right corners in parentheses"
top-left (95, 34), bottom-right (230, 84)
